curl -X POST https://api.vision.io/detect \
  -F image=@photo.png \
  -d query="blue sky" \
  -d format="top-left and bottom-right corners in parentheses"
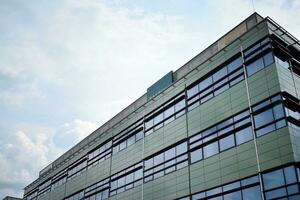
top-left (0, 0), bottom-right (299, 198)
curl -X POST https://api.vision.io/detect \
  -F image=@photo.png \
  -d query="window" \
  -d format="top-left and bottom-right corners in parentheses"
top-left (203, 142), bottom-right (219, 158)
top-left (145, 94), bottom-right (186, 135)
top-left (254, 109), bottom-right (274, 128)
top-left (235, 127), bottom-right (253, 145)
top-left (213, 67), bottom-right (227, 82)
top-left (246, 57), bottom-right (264, 76)
top-left (143, 141), bottom-right (188, 183)
top-left (88, 140), bottom-right (112, 167)
top-left (110, 163), bottom-right (143, 196)
top-left (263, 169), bottom-right (285, 190)
top-left (199, 76), bottom-right (213, 91)
top-left (263, 52), bottom-right (274, 66)
top-left (190, 148), bottom-right (203, 163)
top-left (253, 96), bottom-right (286, 137)
top-left (219, 134), bottom-right (235, 151)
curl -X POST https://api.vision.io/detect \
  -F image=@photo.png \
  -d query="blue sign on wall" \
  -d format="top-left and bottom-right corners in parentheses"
top-left (147, 71), bottom-right (174, 100)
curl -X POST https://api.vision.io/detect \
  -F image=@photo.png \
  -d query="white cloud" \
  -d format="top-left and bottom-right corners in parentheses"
top-left (0, 118), bottom-right (97, 199)
top-left (0, 131), bottom-right (52, 198)
top-left (54, 119), bottom-right (98, 149)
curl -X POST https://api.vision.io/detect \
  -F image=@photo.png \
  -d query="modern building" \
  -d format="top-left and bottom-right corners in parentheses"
top-left (23, 13), bottom-right (300, 200)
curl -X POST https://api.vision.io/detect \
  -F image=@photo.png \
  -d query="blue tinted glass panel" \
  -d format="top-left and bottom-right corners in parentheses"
top-left (263, 52), bottom-right (274, 66)
top-left (191, 148), bottom-right (203, 163)
top-left (199, 76), bottom-right (213, 91)
top-left (223, 191), bottom-right (242, 200)
top-left (284, 166), bottom-right (297, 184)
top-left (235, 127), bottom-right (253, 145)
top-left (263, 169), bottom-right (285, 190)
top-left (273, 104), bottom-right (285, 120)
top-left (246, 58), bottom-right (264, 76)
top-left (187, 85), bottom-right (199, 98)
top-left (265, 188), bottom-right (287, 199)
top-left (242, 186), bottom-right (262, 200)
top-left (228, 57), bottom-right (242, 73)
top-left (203, 142), bottom-right (219, 158)
top-left (213, 67), bottom-right (227, 82)
top-left (219, 134), bottom-right (235, 151)
top-left (176, 142), bottom-right (187, 155)
top-left (254, 109), bottom-right (274, 128)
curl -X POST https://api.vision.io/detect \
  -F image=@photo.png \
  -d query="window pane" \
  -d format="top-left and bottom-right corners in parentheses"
top-left (118, 176), bottom-right (125, 187)
top-left (125, 173), bottom-right (134, 184)
top-left (203, 142), bottom-right (219, 158)
top-left (235, 127), bottom-right (253, 145)
top-left (165, 148), bottom-right (176, 161)
top-left (273, 104), bottom-right (285, 120)
top-left (134, 169), bottom-right (143, 180)
top-left (154, 113), bottom-right (164, 125)
top-left (284, 166), bottom-right (297, 184)
top-left (219, 134), bottom-right (235, 151)
top-left (187, 85), bottom-right (199, 98)
top-left (145, 119), bottom-right (153, 130)
top-left (214, 84), bottom-right (229, 96)
top-left (135, 131), bottom-right (143, 141)
top-left (154, 153), bottom-right (164, 166)
top-left (119, 141), bottom-right (126, 151)
top-left (164, 106), bottom-right (175, 119)
top-left (256, 124), bottom-right (276, 137)
top-left (246, 58), bottom-right (264, 76)
top-left (217, 118), bottom-right (234, 130)
top-left (127, 136), bottom-right (135, 146)
top-left (242, 186), bottom-right (262, 200)
top-left (223, 191), bottom-right (242, 200)
top-left (263, 169), bottom-right (285, 190)
top-left (254, 109), bottom-right (274, 128)
top-left (263, 52), bottom-right (274, 66)
top-left (144, 158), bottom-right (153, 170)
top-left (176, 142), bottom-right (188, 155)
top-left (228, 57), bottom-right (243, 73)
top-left (175, 99), bottom-right (185, 112)
top-left (191, 148), bottom-right (203, 163)
top-left (213, 67), bottom-right (227, 82)
top-left (199, 76), bottom-right (213, 91)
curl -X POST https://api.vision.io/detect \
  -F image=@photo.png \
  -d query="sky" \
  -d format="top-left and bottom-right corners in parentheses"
top-left (0, 0), bottom-right (299, 198)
